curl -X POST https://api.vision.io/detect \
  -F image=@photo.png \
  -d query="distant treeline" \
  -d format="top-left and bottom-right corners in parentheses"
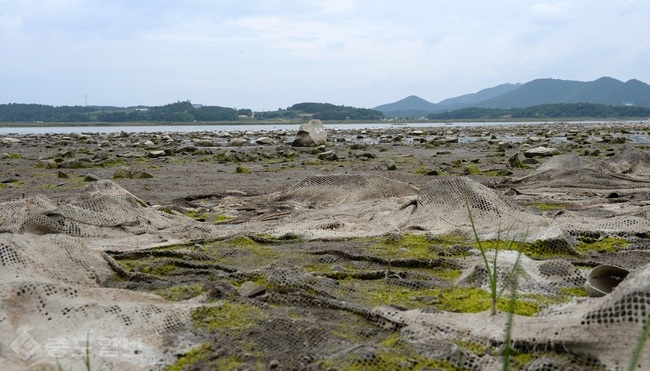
top-left (0, 101), bottom-right (239, 122)
top-left (255, 103), bottom-right (384, 121)
top-left (0, 101), bottom-right (384, 123)
top-left (427, 103), bottom-right (650, 120)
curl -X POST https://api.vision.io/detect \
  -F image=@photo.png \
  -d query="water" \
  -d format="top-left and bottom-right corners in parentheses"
top-left (0, 120), bottom-right (640, 136)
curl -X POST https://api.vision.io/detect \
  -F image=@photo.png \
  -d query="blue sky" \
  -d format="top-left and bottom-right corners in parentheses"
top-left (1, 0), bottom-right (649, 110)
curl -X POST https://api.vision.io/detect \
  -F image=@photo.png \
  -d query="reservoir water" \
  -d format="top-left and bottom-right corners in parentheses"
top-left (0, 120), bottom-right (634, 136)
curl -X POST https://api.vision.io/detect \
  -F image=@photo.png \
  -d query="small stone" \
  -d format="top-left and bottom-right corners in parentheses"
top-left (255, 136), bottom-right (273, 145)
top-left (132, 171), bottom-right (154, 179)
top-left (269, 360), bottom-right (280, 369)
top-left (317, 150), bottom-right (338, 161)
top-left (57, 171), bottom-right (69, 179)
top-left (83, 173), bottom-right (100, 182)
top-left (147, 150), bottom-right (166, 158)
top-left (384, 159), bottom-right (397, 171)
top-left (237, 281), bottom-right (266, 298)
top-left (113, 168), bottom-right (133, 179)
top-left (228, 138), bottom-right (248, 147)
top-left (40, 159), bottom-right (58, 169)
top-left (524, 146), bottom-right (560, 158)
top-left (426, 169), bottom-right (439, 176)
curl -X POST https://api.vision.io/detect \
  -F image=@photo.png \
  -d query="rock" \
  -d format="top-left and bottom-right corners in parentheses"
top-left (269, 360), bottom-right (280, 369)
top-left (356, 152), bottom-right (376, 159)
top-left (524, 146), bottom-right (560, 158)
top-left (384, 159), bottom-right (397, 171)
top-left (83, 173), bottom-right (100, 182)
top-left (132, 171), bottom-right (154, 179)
top-left (193, 139), bottom-right (213, 147)
top-left (498, 141), bottom-right (512, 150)
top-left (0, 137), bottom-right (21, 144)
top-left (59, 158), bottom-right (94, 169)
top-left (113, 168), bottom-right (133, 179)
top-left (147, 150), bottom-right (166, 158)
top-left (57, 171), bottom-right (70, 179)
top-left (508, 153), bottom-right (527, 169)
top-left (528, 136), bottom-right (542, 143)
top-left (143, 140), bottom-right (155, 147)
top-left (255, 136), bottom-right (273, 145)
top-left (40, 159), bottom-right (58, 169)
top-left (228, 138), bottom-right (248, 147)
top-left (237, 281), bottom-right (266, 298)
top-left (292, 119), bottom-right (327, 147)
top-left (317, 150), bottom-right (338, 161)
top-left (426, 169), bottom-right (439, 176)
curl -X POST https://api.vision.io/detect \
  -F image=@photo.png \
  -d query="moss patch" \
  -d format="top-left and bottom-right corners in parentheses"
top-left (155, 284), bottom-right (205, 301)
top-left (533, 203), bottom-right (566, 211)
top-left (164, 343), bottom-right (211, 371)
top-left (214, 214), bottom-right (235, 223)
top-left (191, 302), bottom-right (268, 334)
top-left (355, 280), bottom-right (540, 316)
top-left (574, 236), bottom-right (628, 254)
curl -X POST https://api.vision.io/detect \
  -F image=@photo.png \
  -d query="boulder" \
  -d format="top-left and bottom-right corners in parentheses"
top-left (0, 137), bottom-right (21, 144)
top-left (524, 146), bottom-right (560, 158)
top-left (228, 138), bottom-right (248, 147)
top-left (59, 158), bottom-right (94, 169)
top-left (292, 119), bottom-right (327, 147)
top-left (113, 168), bottom-right (133, 179)
top-left (147, 150), bottom-right (166, 158)
top-left (256, 136), bottom-right (273, 145)
top-left (317, 151), bottom-right (338, 161)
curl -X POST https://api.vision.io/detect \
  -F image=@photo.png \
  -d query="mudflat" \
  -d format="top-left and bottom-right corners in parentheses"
top-left (3, 121), bottom-right (650, 370)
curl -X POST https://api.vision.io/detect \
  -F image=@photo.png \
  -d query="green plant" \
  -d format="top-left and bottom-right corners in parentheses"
top-left (627, 310), bottom-right (650, 371)
top-left (235, 165), bottom-right (250, 173)
top-left (466, 201), bottom-right (524, 316)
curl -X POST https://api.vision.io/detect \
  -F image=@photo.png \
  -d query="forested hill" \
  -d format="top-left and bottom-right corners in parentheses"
top-left (473, 77), bottom-right (650, 108)
top-left (426, 103), bottom-right (650, 120)
top-left (0, 101), bottom-right (383, 123)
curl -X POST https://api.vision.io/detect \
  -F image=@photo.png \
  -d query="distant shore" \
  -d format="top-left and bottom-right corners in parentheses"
top-left (1, 117), bottom-right (641, 128)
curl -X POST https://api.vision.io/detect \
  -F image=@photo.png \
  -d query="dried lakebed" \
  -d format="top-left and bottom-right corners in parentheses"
top-left (2, 121), bottom-right (650, 370)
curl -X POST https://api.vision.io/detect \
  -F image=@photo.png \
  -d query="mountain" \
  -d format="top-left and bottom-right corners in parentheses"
top-left (374, 77), bottom-right (650, 118)
top-left (475, 77), bottom-right (650, 108)
top-left (372, 95), bottom-right (439, 118)
top-left (437, 83), bottom-right (522, 109)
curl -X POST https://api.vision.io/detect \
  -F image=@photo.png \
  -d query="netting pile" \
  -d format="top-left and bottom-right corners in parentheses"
top-left (506, 153), bottom-right (650, 239)
top-left (2, 161), bottom-right (650, 369)
top-left (406, 177), bottom-right (569, 245)
top-left (511, 153), bottom-right (650, 190)
top-left (376, 261), bottom-right (650, 370)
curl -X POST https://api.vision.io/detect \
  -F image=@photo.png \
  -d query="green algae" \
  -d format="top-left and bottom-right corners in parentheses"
top-left (155, 284), bottom-right (205, 301)
top-left (574, 236), bottom-right (628, 254)
top-left (163, 343), bottom-right (211, 371)
top-left (533, 203), bottom-right (566, 211)
top-left (191, 301), bottom-right (268, 334)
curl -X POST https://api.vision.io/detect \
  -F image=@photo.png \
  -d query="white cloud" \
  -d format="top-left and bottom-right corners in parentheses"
top-left (530, 2), bottom-right (571, 23)
top-left (0, 1), bottom-right (649, 109)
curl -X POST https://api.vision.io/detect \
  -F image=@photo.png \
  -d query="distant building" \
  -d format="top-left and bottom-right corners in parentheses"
top-left (622, 99), bottom-right (635, 107)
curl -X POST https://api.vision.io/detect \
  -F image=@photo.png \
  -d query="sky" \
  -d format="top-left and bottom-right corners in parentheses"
top-left (1, 1), bottom-right (649, 111)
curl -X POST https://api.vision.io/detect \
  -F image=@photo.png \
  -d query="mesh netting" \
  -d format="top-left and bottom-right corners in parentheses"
top-left (2, 167), bottom-right (650, 370)
top-left (512, 153), bottom-right (650, 190)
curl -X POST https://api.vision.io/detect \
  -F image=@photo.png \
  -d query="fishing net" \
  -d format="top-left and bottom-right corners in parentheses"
top-left (2, 165), bottom-right (650, 370)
